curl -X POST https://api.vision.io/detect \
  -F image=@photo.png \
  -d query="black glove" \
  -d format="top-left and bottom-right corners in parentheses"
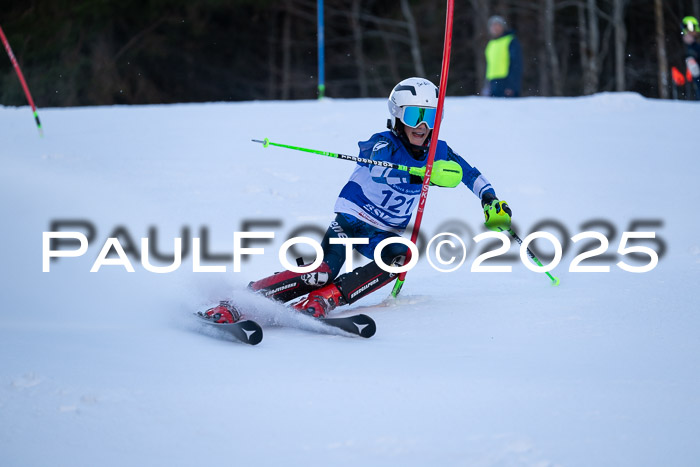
top-left (480, 192), bottom-right (497, 207)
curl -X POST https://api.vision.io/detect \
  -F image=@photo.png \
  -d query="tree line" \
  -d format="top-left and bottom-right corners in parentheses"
top-left (1, 0), bottom-right (699, 107)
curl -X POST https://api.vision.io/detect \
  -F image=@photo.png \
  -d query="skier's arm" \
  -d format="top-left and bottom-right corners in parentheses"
top-left (446, 147), bottom-right (497, 202)
top-left (368, 161), bottom-right (462, 188)
top-left (407, 160), bottom-right (462, 187)
top-left (445, 146), bottom-right (513, 229)
top-left (357, 136), bottom-right (412, 185)
top-left (363, 142), bottom-right (451, 186)
top-left (369, 165), bottom-right (412, 185)
top-left (361, 137), bottom-right (462, 188)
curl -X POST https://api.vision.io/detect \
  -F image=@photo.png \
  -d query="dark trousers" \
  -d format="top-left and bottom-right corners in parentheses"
top-left (489, 79), bottom-right (520, 98)
top-left (321, 213), bottom-right (408, 280)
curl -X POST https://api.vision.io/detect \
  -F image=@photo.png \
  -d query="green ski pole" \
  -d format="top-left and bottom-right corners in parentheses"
top-left (508, 228), bottom-right (560, 286)
top-left (252, 137), bottom-right (419, 175)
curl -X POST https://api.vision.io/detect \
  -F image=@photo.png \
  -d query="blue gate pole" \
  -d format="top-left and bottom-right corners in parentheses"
top-left (317, 0), bottom-right (325, 99)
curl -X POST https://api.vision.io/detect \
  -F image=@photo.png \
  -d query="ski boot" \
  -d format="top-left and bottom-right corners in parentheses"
top-left (293, 284), bottom-right (346, 318)
top-left (248, 262), bottom-right (332, 302)
top-left (198, 300), bottom-right (241, 324)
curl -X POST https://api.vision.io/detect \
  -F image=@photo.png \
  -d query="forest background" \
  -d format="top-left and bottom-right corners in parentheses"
top-left (1, 0), bottom-right (698, 106)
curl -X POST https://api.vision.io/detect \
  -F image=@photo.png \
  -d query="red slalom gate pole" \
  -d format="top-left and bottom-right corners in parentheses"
top-left (0, 25), bottom-right (43, 136)
top-left (391, 0), bottom-right (454, 298)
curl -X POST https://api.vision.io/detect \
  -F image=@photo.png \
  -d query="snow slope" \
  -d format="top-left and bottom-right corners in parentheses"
top-left (1, 94), bottom-right (699, 466)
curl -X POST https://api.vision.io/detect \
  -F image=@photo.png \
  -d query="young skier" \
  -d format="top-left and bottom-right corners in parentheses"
top-left (205, 77), bottom-right (512, 323)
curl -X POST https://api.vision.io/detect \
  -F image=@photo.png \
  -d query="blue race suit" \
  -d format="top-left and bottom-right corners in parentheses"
top-left (320, 130), bottom-right (496, 278)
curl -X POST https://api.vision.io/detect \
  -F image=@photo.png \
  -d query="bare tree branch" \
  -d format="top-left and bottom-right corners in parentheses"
top-left (400, 0), bottom-right (426, 78)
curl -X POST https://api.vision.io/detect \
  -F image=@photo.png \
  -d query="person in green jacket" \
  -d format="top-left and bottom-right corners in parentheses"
top-left (483, 15), bottom-right (522, 98)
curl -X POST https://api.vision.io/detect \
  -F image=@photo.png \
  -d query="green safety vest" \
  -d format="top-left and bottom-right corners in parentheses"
top-left (485, 34), bottom-right (514, 80)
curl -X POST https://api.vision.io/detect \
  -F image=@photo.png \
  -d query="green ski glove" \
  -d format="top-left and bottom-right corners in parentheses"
top-left (409, 160), bottom-right (463, 188)
top-left (483, 199), bottom-right (512, 232)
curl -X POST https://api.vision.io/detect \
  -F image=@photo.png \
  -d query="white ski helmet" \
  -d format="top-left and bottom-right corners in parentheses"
top-left (387, 77), bottom-right (440, 132)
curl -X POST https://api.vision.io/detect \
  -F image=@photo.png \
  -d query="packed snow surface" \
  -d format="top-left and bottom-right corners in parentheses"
top-left (1, 94), bottom-right (699, 466)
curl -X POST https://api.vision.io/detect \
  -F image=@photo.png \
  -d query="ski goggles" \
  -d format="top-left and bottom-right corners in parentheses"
top-left (400, 106), bottom-right (437, 129)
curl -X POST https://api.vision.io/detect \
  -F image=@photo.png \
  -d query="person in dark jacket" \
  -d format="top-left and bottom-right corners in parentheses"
top-left (682, 16), bottom-right (700, 100)
top-left (484, 15), bottom-right (522, 98)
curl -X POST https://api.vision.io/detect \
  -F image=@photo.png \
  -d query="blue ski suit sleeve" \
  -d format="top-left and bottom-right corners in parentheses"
top-left (357, 135), bottom-right (413, 185)
top-left (444, 144), bottom-right (497, 200)
top-left (355, 133), bottom-right (498, 202)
